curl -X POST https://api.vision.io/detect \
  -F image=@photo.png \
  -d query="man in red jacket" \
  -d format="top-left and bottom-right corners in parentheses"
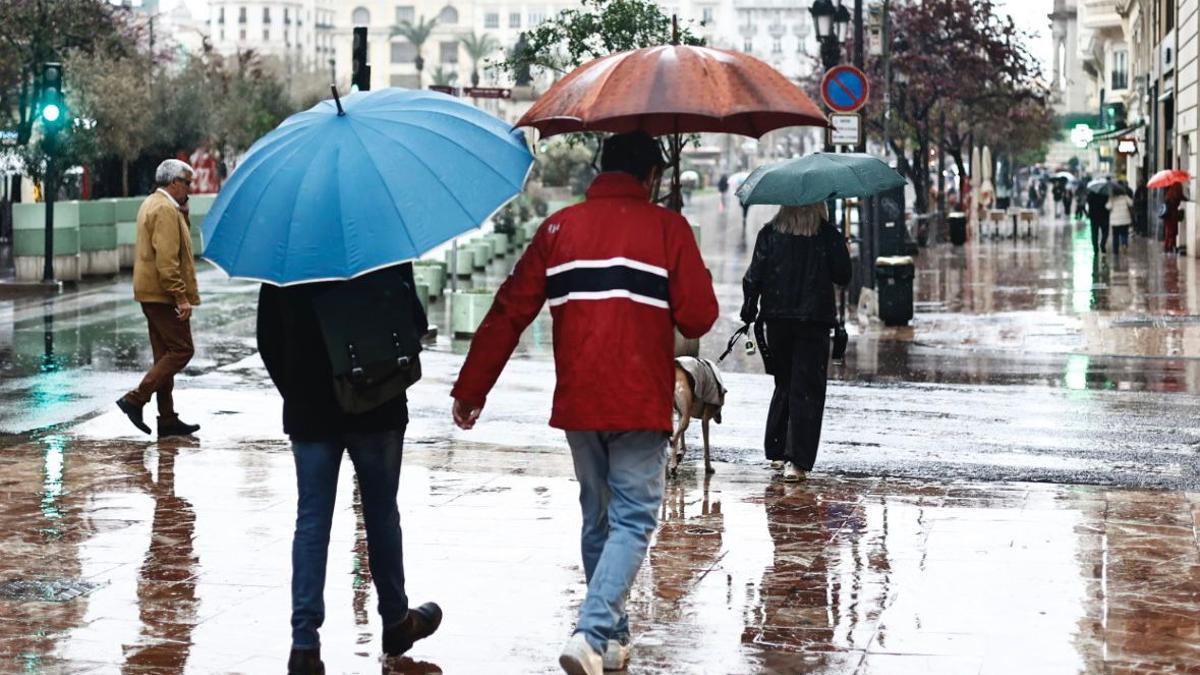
top-left (452, 131), bottom-right (718, 675)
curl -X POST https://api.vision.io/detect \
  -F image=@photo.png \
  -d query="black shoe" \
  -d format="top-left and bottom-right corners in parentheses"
top-left (287, 648), bottom-right (324, 675)
top-left (116, 397), bottom-right (151, 435)
top-left (158, 416), bottom-right (200, 437)
top-left (383, 602), bottom-right (443, 657)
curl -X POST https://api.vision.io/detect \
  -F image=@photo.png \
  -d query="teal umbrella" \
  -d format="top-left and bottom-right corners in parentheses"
top-left (736, 152), bottom-right (906, 206)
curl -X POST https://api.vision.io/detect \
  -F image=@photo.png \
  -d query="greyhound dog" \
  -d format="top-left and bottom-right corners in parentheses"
top-left (669, 357), bottom-right (726, 477)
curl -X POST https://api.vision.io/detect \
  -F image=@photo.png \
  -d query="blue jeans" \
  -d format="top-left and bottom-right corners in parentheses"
top-left (566, 431), bottom-right (668, 654)
top-left (291, 430), bottom-right (408, 649)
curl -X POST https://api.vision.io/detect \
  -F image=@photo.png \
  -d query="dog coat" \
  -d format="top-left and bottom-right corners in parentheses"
top-left (675, 356), bottom-right (727, 423)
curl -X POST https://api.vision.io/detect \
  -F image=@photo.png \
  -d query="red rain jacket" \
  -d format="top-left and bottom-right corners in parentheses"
top-left (451, 172), bottom-right (719, 432)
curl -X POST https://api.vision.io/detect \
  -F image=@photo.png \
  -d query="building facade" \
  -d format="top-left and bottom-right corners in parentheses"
top-left (208, 0), bottom-right (339, 75)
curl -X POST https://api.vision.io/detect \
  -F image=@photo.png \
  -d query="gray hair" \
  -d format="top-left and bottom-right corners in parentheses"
top-left (155, 159), bottom-right (194, 187)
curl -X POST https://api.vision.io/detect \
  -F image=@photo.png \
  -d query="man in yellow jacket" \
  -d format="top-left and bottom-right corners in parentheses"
top-left (116, 159), bottom-right (202, 437)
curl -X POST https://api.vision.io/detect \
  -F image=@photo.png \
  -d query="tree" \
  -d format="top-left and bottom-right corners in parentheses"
top-left (497, 0), bottom-right (703, 78)
top-left (460, 32), bottom-right (500, 87)
top-left (391, 16), bottom-right (437, 88)
top-left (430, 66), bottom-right (458, 87)
top-left (68, 50), bottom-right (155, 196)
top-left (0, 0), bottom-right (134, 146)
top-left (855, 0), bottom-right (1053, 214)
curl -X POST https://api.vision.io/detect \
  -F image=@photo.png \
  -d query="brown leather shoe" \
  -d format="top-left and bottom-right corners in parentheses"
top-left (382, 602), bottom-right (443, 657)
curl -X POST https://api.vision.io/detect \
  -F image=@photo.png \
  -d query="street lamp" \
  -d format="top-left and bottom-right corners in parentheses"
top-left (833, 3), bottom-right (851, 42)
top-left (810, 0), bottom-right (835, 41)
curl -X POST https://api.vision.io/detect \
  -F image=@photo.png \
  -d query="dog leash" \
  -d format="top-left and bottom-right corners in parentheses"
top-left (718, 323), bottom-right (751, 362)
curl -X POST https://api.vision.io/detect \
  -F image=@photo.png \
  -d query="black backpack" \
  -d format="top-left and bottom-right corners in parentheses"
top-left (312, 266), bottom-right (424, 414)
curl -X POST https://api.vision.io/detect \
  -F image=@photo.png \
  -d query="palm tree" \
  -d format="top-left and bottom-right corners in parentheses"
top-left (430, 65), bottom-right (458, 87)
top-left (459, 31), bottom-right (500, 87)
top-left (391, 16), bottom-right (437, 87)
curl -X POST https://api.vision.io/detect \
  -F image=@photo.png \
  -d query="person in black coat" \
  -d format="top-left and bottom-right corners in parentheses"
top-left (257, 264), bottom-right (441, 674)
top-left (740, 203), bottom-right (851, 482)
top-left (1133, 178), bottom-right (1149, 235)
top-left (1085, 182), bottom-right (1112, 254)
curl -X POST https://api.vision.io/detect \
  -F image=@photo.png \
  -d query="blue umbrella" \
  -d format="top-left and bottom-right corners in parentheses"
top-left (202, 88), bottom-right (534, 285)
top-left (736, 152), bottom-right (906, 206)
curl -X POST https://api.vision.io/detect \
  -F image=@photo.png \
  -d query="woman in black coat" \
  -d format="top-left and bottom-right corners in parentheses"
top-left (740, 203), bottom-right (851, 481)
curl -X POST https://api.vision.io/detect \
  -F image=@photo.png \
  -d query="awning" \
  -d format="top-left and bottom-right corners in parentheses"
top-left (1093, 121), bottom-right (1146, 141)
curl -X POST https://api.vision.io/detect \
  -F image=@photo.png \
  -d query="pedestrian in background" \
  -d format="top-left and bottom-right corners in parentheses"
top-left (1063, 179), bottom-right (1075, 219)
top-left (257, 265), bottom-right (441, 674)
top-left (1108, 182), bottom-right (1135, 256)
top-left (718, 173), bottom-right (729, 213)
top-left (1163, 181), bottom-right (1185, 254)
top-left (451, 131), bottom-right (718, 675)
top-left (1075, 179), bottom-right (1089, 221)
top-left (1086, 181), bottom-right (1112, 254)
top-left (740, 202), bottom-right (851, 482)
top-left (1051, 180), bottom-right (1065, 218)
top-left (115, 159), bottom-right (202, 438)
top-left (1134, 178), bottom-right (1149, 235)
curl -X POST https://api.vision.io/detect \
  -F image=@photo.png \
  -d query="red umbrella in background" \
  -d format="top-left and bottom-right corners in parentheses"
top-left (1147, 169), bottom-right (1191, 189)
top-left (516, 34), bottom-right (827, 209)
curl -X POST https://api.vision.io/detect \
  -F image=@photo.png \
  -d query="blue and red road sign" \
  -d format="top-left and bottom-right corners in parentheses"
top-left (820, 65), bottom-right (870, 113)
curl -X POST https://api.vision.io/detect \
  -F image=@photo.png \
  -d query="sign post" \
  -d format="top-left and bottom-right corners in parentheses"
top-left (828, 113), bottom-right (863, 147)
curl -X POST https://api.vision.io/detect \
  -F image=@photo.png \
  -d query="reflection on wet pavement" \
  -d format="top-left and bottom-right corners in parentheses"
top-left (2, 436), bottom-right (1198, 673)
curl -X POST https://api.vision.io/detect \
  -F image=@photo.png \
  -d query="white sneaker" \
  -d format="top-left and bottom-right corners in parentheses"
top-left (602, 639), bottom-right (631, 671)
top-left (770, 460), bottom-right (784, 471)
top-left (783, 462), bottom-right (804, 482)
top-left (559, 633), bottom-right (603, 675)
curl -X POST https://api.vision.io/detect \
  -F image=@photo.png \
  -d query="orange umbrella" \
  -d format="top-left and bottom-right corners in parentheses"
top-left (517, 45), bottom-right (828, 138)
top-left (1148, 169), bottom-right (1191, 189)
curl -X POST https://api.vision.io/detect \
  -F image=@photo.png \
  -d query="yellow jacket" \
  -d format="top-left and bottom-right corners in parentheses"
top-left (133, 190), bottom-right (201, 306)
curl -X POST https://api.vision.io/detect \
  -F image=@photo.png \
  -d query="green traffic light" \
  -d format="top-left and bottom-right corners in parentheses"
top-left (42, 103), bottom-right (61, 123)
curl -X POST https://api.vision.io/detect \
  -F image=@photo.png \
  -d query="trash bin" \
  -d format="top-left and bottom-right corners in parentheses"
top-left (875, 256), bottom-right (915, 326)
top-left (947, 212), bottom-right (967, 246)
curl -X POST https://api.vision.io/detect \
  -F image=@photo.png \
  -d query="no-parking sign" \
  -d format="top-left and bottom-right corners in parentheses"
top-left (820, 65), bottom-right (870, 113)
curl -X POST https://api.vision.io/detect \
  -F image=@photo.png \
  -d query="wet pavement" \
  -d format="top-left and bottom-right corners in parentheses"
top-left (2, 192), bottom-right (1200, 672)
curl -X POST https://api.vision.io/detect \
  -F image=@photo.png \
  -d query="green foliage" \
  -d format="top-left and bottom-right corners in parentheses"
top-left (392, 16), bottom-right (438, 83)
top-left (460, 32), bottom-right (500, 87)
top-left (536, 140), bottom-right (596, 192)
top-left (431, 66), bottom-right (458, 87)
top-left (497, 0), bottom-right (704, 77)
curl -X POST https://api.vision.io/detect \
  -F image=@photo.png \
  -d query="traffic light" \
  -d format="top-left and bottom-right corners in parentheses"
top-left (39, 62), bottom-right (66, 131)
top-left (351, 27), bottom-right (370, 92)
top-left (1102, 102), bottom-right (1127, 130)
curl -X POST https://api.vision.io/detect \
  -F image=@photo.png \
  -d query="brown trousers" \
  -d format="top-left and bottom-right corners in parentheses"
top-left (127, 302), bottom-right (194, 419)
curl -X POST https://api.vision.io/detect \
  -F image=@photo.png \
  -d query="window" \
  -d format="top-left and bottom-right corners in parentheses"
top-left (352, 7), bottom-right (370, 25)
top-left (263, 28), bottom-right (270, 41)
top-left (239, 28), bottom-right (246, 40)
top-left (529, 10), bottom-right (545, 25)
top-left (772, 38), bottom-right (781, 54)
top-left (438, 5), bottom-right (459, 24)
top-left (263, 7), bottom-right (271, 23)
top-left (238, 6), bottom-right (246, 22)
top-left (509, 11), bottom-right (520, 27)
top-left (391, 74), bottom-right (421, 88)
top-left (218, 6), bottom-right (224, 22)
top-left (219, 27), bottom-right (225, 40)
top-left (395, 5), bottom-right (415, 24)
top-left (391, 40), bottom-right (416, 63)
top-left (1112, 49), bottom-right (1129, 90)
top-left (743, 38), bottom-right (752, 52)
top-left (701, 6), bottom-right (714, 24)
top-left (284, 8), bottom-right (290, 24)
top-left (440, 40), bottom-right (459, 63)
top-left (485, 12), bottom-right (499, 28)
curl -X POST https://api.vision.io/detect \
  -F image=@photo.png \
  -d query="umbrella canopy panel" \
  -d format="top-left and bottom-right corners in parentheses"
top-left (202, 89), bottom-right (533, 285)
top-left (1148, 169), bottom-right (1191, 189)
top-left (517, 45), bottom-right (827, 138)
top-left (736, 152), bottom-right (906, 206)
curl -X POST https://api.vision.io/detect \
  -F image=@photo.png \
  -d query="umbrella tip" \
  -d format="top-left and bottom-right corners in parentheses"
top-left (330, 84), bottom-right (346, 116)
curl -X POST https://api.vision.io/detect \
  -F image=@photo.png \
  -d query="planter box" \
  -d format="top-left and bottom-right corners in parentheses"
top-left (78, 201), bottom-right (118, 276)
top-left (415, 281), bottom-right (429, 318)
top-left (413, 261), bottom-right (446, 298)
top-left (487, 232), bottom-right (510, 257)
top-left (470, 242), bottom-right (490, 269)
top-left (117, 221), bottom-right (137, 269)
top-left (12, 202), bottom-right (82, 281)
top-left (451, 289), bottom-right (495, 337)
top-left (445, 246), bottom-right (473, 277)
top-left (111, 196), bottom-right (143, 222)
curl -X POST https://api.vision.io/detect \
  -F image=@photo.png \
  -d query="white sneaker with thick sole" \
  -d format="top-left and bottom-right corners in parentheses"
top-left (783, 461), bottom-right (804, 482)
top-left (559, 633), bottom-right (603, 675)
top-left (770, 460), bottom-right (784, 471)
top-left (603, 639), bottom-right (631, 671)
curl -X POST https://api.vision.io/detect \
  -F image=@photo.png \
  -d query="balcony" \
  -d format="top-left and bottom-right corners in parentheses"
top-left (1080, 0), bottom-right (1120, 31)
